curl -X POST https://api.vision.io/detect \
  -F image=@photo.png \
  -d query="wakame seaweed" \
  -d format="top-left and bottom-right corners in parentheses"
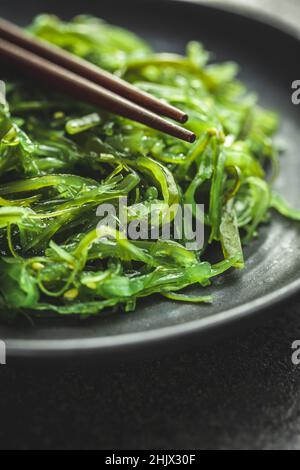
top-left (0, 14), bottom-right (299, 317)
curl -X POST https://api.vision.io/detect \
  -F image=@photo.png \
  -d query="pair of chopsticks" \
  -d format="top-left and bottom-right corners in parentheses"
top-left (0, 17), bottom-right (196, 143)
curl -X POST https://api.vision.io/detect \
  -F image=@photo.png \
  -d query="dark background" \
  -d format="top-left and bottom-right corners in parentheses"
top-left (0, 295), bottom-right (300, 450)
top-left (0, 0), bottom-right (300, 450)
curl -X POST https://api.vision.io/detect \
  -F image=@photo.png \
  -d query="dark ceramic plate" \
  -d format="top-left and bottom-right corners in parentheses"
top-left (1, 0), bottom-right (300, 358)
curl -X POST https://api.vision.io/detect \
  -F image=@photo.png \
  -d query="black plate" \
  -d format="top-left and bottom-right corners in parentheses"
top-left (1, 0), bottom-right (300, 358)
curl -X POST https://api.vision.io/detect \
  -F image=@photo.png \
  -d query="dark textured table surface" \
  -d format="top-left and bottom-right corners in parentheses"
top-left (0, 0), bottom-right (300, 450)
top-left (0, 295), bottom-right (300, 450)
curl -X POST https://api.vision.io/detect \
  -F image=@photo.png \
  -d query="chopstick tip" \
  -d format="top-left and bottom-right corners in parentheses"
top-left (179, 113), bottom-right (189, 124)
top-left (187, 132), bottom-right (196, 144)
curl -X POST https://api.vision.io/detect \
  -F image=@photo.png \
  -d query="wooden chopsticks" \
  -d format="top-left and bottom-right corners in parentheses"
top-left (0, 18), bottom-right (196, 143)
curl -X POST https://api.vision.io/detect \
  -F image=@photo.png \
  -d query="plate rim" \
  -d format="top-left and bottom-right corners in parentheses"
top-left (8, 277), bottom-right (300, 357)
top-left (3, 0), bottom-right (300, 357)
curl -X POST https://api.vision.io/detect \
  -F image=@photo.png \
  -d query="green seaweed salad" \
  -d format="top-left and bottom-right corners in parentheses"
top-left (0, 15), bottom-right (299, 318)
